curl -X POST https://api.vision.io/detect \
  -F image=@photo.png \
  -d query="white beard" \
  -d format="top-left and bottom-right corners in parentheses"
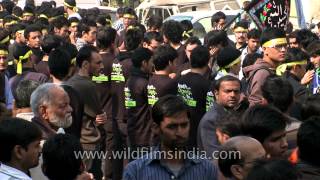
top-left (49, 113), bottom-right (73, 129)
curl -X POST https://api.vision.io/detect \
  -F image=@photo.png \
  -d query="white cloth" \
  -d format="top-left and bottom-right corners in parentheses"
top-left (16, 112), bottom-right (34, 122)
top-left (68, 13), bottom-right (82, 20)
top-left (239, 46), bottom-right (262, 80)
top-left (0, 163), bottom-right (32, 180)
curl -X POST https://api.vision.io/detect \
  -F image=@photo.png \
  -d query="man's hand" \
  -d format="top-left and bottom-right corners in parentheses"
top-left (95, 112), bottom-right (107, 125)
top-left (76, 172), bottom-right (94, 180)
top-left (301, 70), bottom-right (314, 85)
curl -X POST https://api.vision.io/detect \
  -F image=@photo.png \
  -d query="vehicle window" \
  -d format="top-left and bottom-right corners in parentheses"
top-left (193, 21), bottom-right (206, 39)
top-left (197, 17), bottom-right (211, 33)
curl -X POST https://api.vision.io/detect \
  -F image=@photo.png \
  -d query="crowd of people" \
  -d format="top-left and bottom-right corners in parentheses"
top-left (1, 0), bottom-right (320, 179)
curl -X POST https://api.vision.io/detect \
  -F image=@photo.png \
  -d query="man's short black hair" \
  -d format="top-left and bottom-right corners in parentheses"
top-left (241, 105), bottom-right (288, 143)
top-left (261, 76), bottom-right (293, 112)
top-left (76, 45), bottom-right (98, 68)
top-left (146, 15), bottom-right (163, 30)
top-left (42, 134), bottom-right (83, 180)
top-left (48, 48), bottom-right (72, 80)
top-left (297, 116), bottom-right (320, 166)
top-left (214, 75), bottom-right (241, 91)
top-left (301, 94), bottom-right (320, 121)
top-left (190, 45), bottom-right (209, 68)
top-left (216, 113), bottom-right (243, 138)
top-left (125, 28), bottom-right (143, 51)
top-left (205, 30), bottom-right (228, 47)
top-left (143, 31), bottom-right (162, 44)
top-left (260, 27), bottom-right (286, 46)
top-left (180, 20), bottom-right (193, 40)
top-left (242, 53), bottom-right (263, 69)
top-left (152, 95), bottom-right (189, 125)
top-left (211, 11), bottom-right (226, 26)
top-left (284, 47), bottom-right (309, 64)
top-left (24, 24), bottom-right (41, 40)
top-left (288, 30), bottom-right (298, 39)
top-left (41, 34), bottom-right (62, 54)
top-left (76, 19), bottom-right (97, 38)
top-left (246, 159), bottom-right (299, 180)
top-left (306, 40), bottom-right (320, 57)
top-left (0, 117), bottom-right (42, 163)
top-left (296, 29), bottom-right (319, 50)
top-left (131, 47), bottom-right (153, 68)
top-left (247, 29), bottom-right (261, 40)
top-left (185, 36), bottom-right (201, 46)
top-left (14, 80), bottom-right (40, 109)
top-left (162, 20), bottom-right (183, 44)
top-left (96, 27), bottom-right (117, 49)
top-left (153, 45), bottom-right (177, 71)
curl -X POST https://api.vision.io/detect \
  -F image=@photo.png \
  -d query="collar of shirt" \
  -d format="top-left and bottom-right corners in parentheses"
top-left (130, 67), bottom-right (149, 79)
top-left (0, 163), bottom-right (32, 180)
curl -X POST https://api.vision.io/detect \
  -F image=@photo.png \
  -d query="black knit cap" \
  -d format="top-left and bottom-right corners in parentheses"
top-left (217, 46), bottom-right (241, 68)
top-left (0, 11), bottom-right (9, 20)
top-left (64, 0), bottom-right (77, 7)
top-left (49, 7), bottom-right (64, 18)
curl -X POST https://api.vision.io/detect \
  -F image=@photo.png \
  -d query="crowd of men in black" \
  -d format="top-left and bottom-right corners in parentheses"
top-left (1, 0), bottom-right (320, 179)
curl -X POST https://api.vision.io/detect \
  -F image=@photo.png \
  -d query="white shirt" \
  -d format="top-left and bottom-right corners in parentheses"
top-left (0, 163), bottom-right (32, 180)
top-left (239, 46), bottom-right (262, 80)
top-left (16, 112), bottom-right (34, 122)
top-left (68, 13), bottom-right (82, 20)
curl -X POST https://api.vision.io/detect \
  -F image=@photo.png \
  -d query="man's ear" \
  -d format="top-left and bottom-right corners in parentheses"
top-left (142, 42), bottom-right (148, 48)
top-left (39, 105), bottom-right (48, 120)
top-left (81, 60), bottom-right (89, 69)
top-left (151, 122), bottom-right (160, 136)
top-left (13, 145), bottom-right (25, 161)
top-left (230, 164), bottom-right (244, 180)
top-left (214, 90), bottom-right (219, 100)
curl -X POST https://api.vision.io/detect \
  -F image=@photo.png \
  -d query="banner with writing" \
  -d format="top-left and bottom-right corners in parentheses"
top-left (248, 0), bottom-right (290, 30)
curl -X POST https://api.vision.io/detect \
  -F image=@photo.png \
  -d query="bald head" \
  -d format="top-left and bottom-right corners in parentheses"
top-left (218, 136), bottom-right (266, 180)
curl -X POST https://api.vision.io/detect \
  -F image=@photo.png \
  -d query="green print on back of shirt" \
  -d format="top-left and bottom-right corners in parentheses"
top-left (111, 63), bottom-right (125, 82)
top-left (147, 85), bottom-right (158, 106)
top-left (125, 87), bottom-right (136, 108)
top-left (92, 74), bottom-right (109, 83)
top-left (177, 83), bottom-right (197, 107)
top-left (206, 91), bottom-right (214, 111)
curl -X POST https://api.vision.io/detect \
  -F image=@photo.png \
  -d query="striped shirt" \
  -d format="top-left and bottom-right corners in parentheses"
top-left (123, 147), bottom-right (218, 180)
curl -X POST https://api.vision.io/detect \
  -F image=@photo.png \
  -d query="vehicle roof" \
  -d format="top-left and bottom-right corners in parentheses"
top-left (168, 10), bottom-right (239, 20)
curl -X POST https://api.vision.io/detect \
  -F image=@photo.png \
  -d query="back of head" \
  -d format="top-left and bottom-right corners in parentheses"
top-left (146, 15), bottom-right (163, 31)
top-left (260, 27), bottom-right (286, 47)
top-left (153, 45), bottom-right (177, 71)
top-left (301, 94), bottom-right (320, 121)
top-left (306, 40), bottom-right (320, 57)
top-left (190, 45), bottom-right (210, 68)
top-left (162, 20), bottom-right (183, 44)
top-left (217, 46), bottom-right (241, 69)
top-left (152, 95), bottom-right (189, 125)
top-left (241, 105), bottom-right (288, 143)
top-left (242, 53), bottom-right (263, 69)
top-left (205, 30), bottom-right (228, 47)
top-left (48, 48), bottom-right (71, 80)
top-left (215, 113), bottom-right (243, 138)
top-left (125, 27), bottom-right (143, 51)
top-left (296, 29), bottom-right (319, 50)
top-left (131, 47), bottom-right (153, 68)
top-left (246, 159), bottom-right (299, 180)
top-left (0, 117), bottom-right (42, 163)
top-left (180, 20), bottom-right (193, 40)
top-left (143, 31), bottom-right (162, 44)
top-left (14, 80), bottom-right (40, 109)
top-left (76, 45), bottom-right (98, 68)
top-left (41, 34), bottom-right (62, 54)
top-left (297, 116), bottom-right (320, 166)
top-left (284, 47), bottom-right (309, 64)
top-left (96, 27), bottom-right (117, 49)
top-left (185, 36), bottom-right (201, 47)
top-left (42, 134), bottom-right (83, 180)
top-left (261, 76), bottom-right (293, 112)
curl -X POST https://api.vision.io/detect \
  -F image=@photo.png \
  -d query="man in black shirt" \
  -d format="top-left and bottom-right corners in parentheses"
top-left (125, 47), bottom-right (153, 152)
top-left (148, 45), bottom-right (178, 106)
top-left (177, 45), bottom-right (212, 149)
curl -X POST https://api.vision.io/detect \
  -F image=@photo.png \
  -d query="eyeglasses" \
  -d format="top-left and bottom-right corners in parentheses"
top-left (267, 43), bottom-right (288, 51)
